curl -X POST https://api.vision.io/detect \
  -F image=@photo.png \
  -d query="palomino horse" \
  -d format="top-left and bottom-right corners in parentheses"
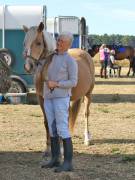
top-left (89, 45), bottom-right (135, 76)
top-left (23, 22), bottom-right (95, 155)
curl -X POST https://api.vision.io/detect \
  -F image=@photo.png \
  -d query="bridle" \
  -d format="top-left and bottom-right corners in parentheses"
top-left (24, 33), bottom-right (56, 68)
top-left (24, 33), bottom-right (47, 61)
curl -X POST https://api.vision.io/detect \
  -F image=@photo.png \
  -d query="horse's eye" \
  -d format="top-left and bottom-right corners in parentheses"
top-left (36, 42), bottom-right (41, 46)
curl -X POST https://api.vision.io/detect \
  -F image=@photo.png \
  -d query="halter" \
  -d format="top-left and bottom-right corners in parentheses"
top-left (25, 50), bottom-right (55, 64)
top-left (24, 29), bottom-right (56, 64)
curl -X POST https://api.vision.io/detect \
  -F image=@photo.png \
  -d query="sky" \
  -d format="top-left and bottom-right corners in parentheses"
top-left (1, 0), bottom-right (135, 35)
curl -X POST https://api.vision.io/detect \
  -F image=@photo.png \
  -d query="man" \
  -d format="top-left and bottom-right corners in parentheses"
top-left (42, 32), bottom-right (78, 172)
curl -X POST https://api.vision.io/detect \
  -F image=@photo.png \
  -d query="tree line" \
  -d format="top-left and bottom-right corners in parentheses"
top-left (88, 34), bottom-right (135, 47)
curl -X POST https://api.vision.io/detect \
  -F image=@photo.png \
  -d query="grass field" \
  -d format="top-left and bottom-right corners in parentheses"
top-left (0, 67), bottom-right (135, 180)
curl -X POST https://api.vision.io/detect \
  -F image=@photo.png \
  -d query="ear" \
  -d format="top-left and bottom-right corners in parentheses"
top-left (37, 22), bottom-right (44, 32)
top-left (23, 25), bottom-right (29, 32)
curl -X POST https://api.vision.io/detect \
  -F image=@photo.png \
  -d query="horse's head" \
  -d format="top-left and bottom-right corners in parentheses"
top-left (88, 45), bottom-right (100, 57)
top-left (23, 22), bottom-right (56, 73)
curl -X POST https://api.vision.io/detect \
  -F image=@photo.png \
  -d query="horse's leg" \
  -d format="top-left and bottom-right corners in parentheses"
top-left (109, 68), bottom-right (112, 77)
top-left (84, 93), bottom-right (92, 146)
top-left (118, 67), bottom-right (121, 77)
top-left (115, 68), bottom-right (119, 77)
top-left (37, 95), bottom-right (51, 156)
top-left (108, 68), bottom-right (110, 77)
top-left (127, 67), bottom-right (130, 76)
top-left (114, 69), bottom-right (116, 77)
top-left (127, 60), bottom-right (131, 76)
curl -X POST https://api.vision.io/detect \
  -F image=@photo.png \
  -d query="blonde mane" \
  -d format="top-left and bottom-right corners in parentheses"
top-left (24, 26), bottom-right (56, 53)
top-left (43, 31), bottom-right (56, 53)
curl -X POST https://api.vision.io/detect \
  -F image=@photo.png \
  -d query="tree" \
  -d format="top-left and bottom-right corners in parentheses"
top-left (88, 34), bottom-right (135, 47)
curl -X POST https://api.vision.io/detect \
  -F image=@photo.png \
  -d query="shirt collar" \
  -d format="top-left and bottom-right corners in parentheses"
top-left (55, 49), bottom-right (68, 55)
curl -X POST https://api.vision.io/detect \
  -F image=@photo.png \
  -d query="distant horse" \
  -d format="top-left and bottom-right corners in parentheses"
top-left (23, 22), bottom-right (95, 155)
top-left (89, 45), bottom-right (135, 76)
top-left (88, 45), bottom-right (99, 58)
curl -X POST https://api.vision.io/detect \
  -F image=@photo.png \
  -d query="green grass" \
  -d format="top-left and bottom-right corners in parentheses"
top-left (111, 148), bottom-right (121, 154)
top-left (122, 155), bottom-right (135, 162)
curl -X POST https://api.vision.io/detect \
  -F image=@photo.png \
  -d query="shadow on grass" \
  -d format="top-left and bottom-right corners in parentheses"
top-left (95, 80), bottom-right (135, 85)
top-left (0, 151), bottom-right (135, 180)
top-left (92, 94), bottom-right (135, 103)
top-left (92, 138), bottom-right (135, 144)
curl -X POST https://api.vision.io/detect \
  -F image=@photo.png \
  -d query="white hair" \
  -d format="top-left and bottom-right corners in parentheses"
top-left (58, 32), bottom-right (74, 46)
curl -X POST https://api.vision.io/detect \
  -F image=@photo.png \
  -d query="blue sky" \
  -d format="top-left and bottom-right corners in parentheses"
top-left (1, 0), bottom-right (135, 35)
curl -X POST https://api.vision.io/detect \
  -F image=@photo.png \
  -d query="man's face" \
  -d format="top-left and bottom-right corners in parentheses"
top-left (56, 37), bottom-right (70, 52)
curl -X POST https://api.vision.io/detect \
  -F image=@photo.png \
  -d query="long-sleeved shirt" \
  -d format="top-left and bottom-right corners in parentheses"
top-left (99, 48), bottom-right (105, 61)
top-left (44, 52), bottom-right (78, 99)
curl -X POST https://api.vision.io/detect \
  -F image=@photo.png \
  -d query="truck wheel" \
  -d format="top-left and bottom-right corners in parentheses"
top-left (8, 79), bottom-right (26, 93)
top-left (0, 49), bottom-right (14, 66)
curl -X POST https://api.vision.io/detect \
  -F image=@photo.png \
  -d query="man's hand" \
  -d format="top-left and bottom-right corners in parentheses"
top-left (47, 81), bottom-right (59, 88)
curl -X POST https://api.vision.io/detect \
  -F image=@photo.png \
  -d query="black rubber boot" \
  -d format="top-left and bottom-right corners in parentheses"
top-left (54, 137), bottom-right (73, 173)
top-left (100, 68), bottom-right (103, 78)
top-left (104, 68), bottom-right (107, 79)
top-left (41, 137), bottom-right (60, 168)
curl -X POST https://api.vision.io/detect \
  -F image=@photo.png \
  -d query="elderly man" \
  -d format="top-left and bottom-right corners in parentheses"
top-left (42, 32), bottom-right (78, 173)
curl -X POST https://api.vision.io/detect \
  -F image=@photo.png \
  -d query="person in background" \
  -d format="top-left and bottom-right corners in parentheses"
top-left (104, 46), bottom-right (110, 78)
top-left (41, 32), bottom-right (78, 173)
top-left (109, 49), bottom-right (121, 77)
top-left (99, 44), bottom-right (110, 78)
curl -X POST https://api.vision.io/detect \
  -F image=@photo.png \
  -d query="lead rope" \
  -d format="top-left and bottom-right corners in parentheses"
top-left (41, 52), bottom-right (55, 93)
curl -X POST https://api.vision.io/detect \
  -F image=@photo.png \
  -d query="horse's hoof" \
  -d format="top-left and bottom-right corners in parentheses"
top-left (84, 141), bottom-right (90, 146)
top-left (84, 131), bottom-right (92, 146)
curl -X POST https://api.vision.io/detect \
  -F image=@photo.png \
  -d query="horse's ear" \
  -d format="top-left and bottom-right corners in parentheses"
top-left (23, 25), bottom-right (29, 32)
top-left (37, 22), bottom-right (44, 32)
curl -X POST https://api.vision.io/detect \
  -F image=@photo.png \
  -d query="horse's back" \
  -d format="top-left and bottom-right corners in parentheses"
top-left (114, 46), bottom-right (134, 60)
top-left (68, 48), bottom-right (95, 101)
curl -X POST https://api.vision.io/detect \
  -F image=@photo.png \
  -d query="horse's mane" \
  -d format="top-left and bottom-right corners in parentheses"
top-left (24, 26), bottom-right (56, 53)
top-left (43, 31), bottom-right (56, 53)
top-left (23, 27), bottom-right (37, 47)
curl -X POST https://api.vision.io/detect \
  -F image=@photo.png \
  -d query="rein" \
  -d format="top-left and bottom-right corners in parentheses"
top-left (26, 50), bottom-right (55, 64)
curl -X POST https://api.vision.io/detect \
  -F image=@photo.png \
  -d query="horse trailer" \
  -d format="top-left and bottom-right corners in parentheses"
top-left (0, 5), bottom-right (47, 93)
top-left (46, 16), bottom-right (88, 49)
top-left (0, 5), bottom-right (88, 94)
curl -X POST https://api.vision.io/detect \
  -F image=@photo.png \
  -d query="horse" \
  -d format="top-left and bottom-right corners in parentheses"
top-left (22, 22), bottom-right (95, 155)
top-left (88, 45), bottom-right (99, 58)
top-left (89, 44), bottom-right (135, 76)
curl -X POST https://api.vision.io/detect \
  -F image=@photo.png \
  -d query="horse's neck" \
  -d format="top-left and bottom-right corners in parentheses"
top-left (43, 30), bottom-right (56, 53)
top-left (40, 53), bottom-right (54, 82)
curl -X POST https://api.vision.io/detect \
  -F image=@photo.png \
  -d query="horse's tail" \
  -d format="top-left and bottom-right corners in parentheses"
top-left (69, 98), bottom-right (82, 133)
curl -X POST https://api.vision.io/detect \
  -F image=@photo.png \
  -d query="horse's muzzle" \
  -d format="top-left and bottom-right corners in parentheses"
top-left (24, 63), bottom-right (31, 73)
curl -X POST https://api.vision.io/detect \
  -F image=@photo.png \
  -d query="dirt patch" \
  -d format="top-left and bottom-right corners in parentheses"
top-left (0, 67), bottom-right (135, 180)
